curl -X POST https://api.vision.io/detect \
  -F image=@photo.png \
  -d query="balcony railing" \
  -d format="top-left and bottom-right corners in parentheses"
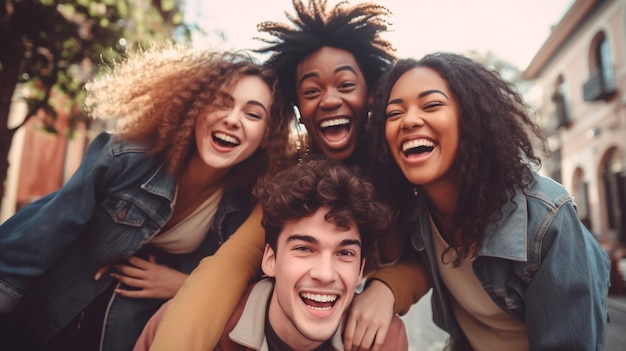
top-left (583, 68), bottom-right (617, 102)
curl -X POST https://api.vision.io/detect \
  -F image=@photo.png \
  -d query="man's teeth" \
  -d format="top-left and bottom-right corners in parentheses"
top-left (301, 292), bottom-right (338, 303)
top-left (402, 139), bottom-right (435, 152)
top-left (320, 118), bottom-right (350, 129)
top-left (213, 132), bottom-right (239, 145)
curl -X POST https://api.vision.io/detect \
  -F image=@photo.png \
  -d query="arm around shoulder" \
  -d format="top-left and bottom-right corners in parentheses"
top-left (368, 243), bottom-right (430, 315)
top-left (149, 204), bottom-right (265, 351)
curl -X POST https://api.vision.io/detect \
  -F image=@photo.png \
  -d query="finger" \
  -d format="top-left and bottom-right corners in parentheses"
top-left (343, 317), bottom-right (357, 351)
top-left (116, 264), bottom-right (148, 278)
top-left (148, 254), bottom-right (156, 263)
top-left (111, 272), bottom-right (145, 288)
top-left (126, 255), bottom-right (151, 268)
top-left (114, 287), bottom-right (149, 299)
top-left (350, 324), bottom-right (369, 351)
top-left (372, 321), bottom-right (391, 351)
top-left (358, 328), bottom-right (377, 351)
top-left (94, 265), bottom-right (110, 281)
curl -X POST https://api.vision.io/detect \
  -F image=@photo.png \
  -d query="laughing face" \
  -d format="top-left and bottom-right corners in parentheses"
top-left (385, 67), bottom-right (460, 192)
top-left (296, 47), bottom-right (369, 161)
top-left (262, 207), bottom-right (364, 350)
top-left (194, 75), bottom-right (271, 170)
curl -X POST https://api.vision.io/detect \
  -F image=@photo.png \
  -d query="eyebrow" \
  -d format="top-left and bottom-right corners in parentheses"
top-left (419, 89), bottom-right (449, 99)
top-left (298, 65), bottom-right (359, 88)
top-left (246, 100), bottom-right (268, 114)
top-left (286, 234), bottom-right (362, 248)
top-left (387, 89), bottom-right (449, 106)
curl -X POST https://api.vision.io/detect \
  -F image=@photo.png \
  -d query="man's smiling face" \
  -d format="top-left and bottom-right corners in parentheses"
top-left (262, 207), bottom-right (364, 350)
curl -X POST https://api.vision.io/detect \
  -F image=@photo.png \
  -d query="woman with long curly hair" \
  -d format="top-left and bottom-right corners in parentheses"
top-left (367, 52), bottom-right (610, 350)
top-left (0, 43), bottom-right (293, 351)
top-left (147, 1), bottom-right (429, 351)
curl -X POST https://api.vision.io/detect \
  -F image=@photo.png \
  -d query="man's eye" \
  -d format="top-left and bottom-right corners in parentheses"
top-left (339, 250), bottom-right (356, 257)
top-left (294, 246), bottom-right (311, 252)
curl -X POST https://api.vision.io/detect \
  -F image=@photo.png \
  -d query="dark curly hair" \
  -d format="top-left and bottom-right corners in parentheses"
top-left (255, 0), bottom-right (395, 165)
top-left (367, 52), bottom-right (549, 262)
top-left (85, 43), bottom-right (294, 191)
top-left (256, 0), bottom-right (396, 107)
top-left (255, 156), bottom-right (393, 257)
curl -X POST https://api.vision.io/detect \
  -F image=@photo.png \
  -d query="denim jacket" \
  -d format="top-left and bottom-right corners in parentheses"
top-left (406, 173), bottom-right (610, 351)
top-left (0, 132), bottom-right (253, 350)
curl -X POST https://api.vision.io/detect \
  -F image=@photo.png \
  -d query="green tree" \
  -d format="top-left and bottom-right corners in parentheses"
top-left (466, 49), bottom-right (531, 94)
top-left (0, 0), bottom-right (186, 209)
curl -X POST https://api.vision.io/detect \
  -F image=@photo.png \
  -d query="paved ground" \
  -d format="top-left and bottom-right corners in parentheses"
top-left (400, 291), bottom-right (626, 351)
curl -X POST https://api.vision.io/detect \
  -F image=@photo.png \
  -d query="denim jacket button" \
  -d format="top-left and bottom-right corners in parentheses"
top-left (118, 211), bottom-right (127, 220)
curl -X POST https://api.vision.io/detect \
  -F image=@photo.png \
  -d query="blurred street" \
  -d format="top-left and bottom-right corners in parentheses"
top-left (400, 290), bottom-right (626, 351)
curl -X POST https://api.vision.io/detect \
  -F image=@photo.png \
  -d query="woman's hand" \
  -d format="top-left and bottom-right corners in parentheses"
top-left (108, 254), bottom-right (188, 299)
top-left (343, 280), bottom-right (395, 351)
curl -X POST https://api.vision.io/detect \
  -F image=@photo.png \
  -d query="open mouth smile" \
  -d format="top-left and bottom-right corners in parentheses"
top-left (212, 132), bottom-right (240, 147)
top-left (402, 138), bottom-right (435, 157)
top-left (319, 117), bottom-right (351, 143)
top-left (300, 292), bottom-right (338, 311)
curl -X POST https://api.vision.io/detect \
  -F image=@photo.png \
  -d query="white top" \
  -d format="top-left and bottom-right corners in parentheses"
top-left (430, 216), bottom-right (529, 351)
top-left (150, 187), bottom-right (224, 254)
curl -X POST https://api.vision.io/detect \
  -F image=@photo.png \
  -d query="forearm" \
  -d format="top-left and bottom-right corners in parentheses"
top-left (367, 251), bottom-right (430, 315)
top-left (149, 204), bottom-right (265, 351)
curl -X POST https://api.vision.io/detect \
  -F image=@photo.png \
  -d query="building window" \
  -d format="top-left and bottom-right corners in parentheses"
top-left (583, 32), bottom-right (617, 101)
top-left (603, 148), bottom-right (626, 243)
top-left (551, 75), bottom-right (571, 128)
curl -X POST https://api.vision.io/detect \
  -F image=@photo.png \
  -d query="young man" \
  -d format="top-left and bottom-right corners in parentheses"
top-left (134, 158), bottom-right (408, 350)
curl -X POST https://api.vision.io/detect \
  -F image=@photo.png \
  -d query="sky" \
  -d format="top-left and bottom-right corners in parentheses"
top-left (185, 0), bottom-right (575, 71)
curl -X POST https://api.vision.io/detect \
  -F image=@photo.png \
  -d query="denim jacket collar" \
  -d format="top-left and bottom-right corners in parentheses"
top-left (479, 190), bottom-right (528, 261)
top-left (409, 187), bottom-right (529, 262)
top-left (140, 164), bottom-right (177, 202)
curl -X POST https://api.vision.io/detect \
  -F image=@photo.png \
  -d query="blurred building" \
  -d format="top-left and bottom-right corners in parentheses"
top-left (523, 0), bottom-right (626, 248)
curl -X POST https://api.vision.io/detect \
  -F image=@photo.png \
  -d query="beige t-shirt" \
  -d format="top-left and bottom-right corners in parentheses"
top-left (430, 216), bottom-right (529, 351)
top-left (150, 187), bottom-right (224, 254)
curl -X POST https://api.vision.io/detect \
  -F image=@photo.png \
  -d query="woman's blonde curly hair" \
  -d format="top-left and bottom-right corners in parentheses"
top-left (84, 42), bottom-right (295, 190)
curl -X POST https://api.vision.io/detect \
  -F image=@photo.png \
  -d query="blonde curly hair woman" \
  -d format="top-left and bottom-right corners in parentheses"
top-left (0, 43), bottom-right (293, 351)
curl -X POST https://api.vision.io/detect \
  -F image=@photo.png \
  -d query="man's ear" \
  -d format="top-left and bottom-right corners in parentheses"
top-left (261, 244), bottom-right (277, 277)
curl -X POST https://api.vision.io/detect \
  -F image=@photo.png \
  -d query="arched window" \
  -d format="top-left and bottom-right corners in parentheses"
top-left (583, 32), bottom-right (617, 101)
top-left (603, 148), bottom-right (626, 243)
top-left (551, 75), bottom-right (571, 128)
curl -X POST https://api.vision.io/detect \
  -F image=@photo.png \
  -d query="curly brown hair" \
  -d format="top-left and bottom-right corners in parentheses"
top-left (368, 53), bottom-right (549, 262)
top-left (84, 42), bottom-right (294, 190)
top-left (255, 156), bottom-right (393, 257)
